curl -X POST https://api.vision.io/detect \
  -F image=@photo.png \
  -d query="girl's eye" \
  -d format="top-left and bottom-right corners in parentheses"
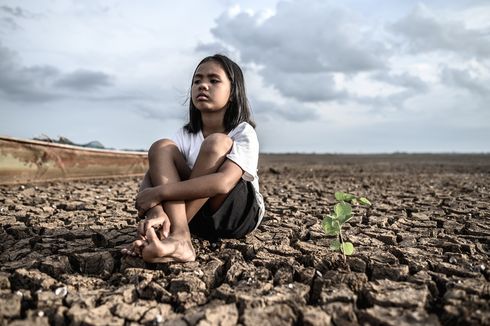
top-left (193, 79), bottom-right (200, 84)
top-left (211, 79), bottom-right (220, 84)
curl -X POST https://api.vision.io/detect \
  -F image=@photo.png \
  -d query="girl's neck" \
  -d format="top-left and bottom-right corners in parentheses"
top-left (201, 112), bottom-right (226, 138)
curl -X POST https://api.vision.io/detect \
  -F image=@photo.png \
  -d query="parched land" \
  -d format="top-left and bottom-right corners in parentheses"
top-left (0, 154), bottom-right (489, 325)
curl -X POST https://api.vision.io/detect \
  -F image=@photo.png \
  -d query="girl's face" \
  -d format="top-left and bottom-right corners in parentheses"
top-left (191, 60), bottom-right (232, 113)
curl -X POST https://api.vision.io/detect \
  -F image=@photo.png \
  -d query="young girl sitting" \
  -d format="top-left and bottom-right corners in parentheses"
top-left (122, 54), bottom-right (265, 263)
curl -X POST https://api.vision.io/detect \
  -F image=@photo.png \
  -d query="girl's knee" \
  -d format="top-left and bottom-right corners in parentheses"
top-left (148, 139), bottom-right (178, 158)
top-left (201, 133), bottom-right (233, 156)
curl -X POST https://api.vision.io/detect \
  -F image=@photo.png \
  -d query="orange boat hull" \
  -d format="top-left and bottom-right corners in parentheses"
top-left (0, 136), bottom-right (148, 184)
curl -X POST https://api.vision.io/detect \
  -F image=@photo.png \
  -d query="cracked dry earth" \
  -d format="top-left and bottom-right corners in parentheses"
top-left (0, 154), bottom-right (489, 326)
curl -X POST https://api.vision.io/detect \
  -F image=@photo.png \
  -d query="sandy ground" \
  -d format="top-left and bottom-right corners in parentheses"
top-left (0, 154), bottom-right (489, 325)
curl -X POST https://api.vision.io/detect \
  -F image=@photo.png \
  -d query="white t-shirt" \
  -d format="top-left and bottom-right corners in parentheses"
top-left (171, 121), bottom-right (265, 228)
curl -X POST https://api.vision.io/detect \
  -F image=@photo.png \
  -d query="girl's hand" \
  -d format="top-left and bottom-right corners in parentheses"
top-left (121, 238), bottom-right (147, 257)
top-left (137, 205), bottom-right (171, 239)
top-left (135, 186), bottom-right (164, 217)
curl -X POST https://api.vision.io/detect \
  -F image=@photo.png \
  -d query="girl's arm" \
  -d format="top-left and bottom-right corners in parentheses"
top-left (162, 160), bottom-right (243, 200)
top-left (135, 159), bottom-right (243, 212)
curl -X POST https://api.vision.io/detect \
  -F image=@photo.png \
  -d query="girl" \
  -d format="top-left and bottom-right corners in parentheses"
top-left (122, 54), bottom-right (265, 263)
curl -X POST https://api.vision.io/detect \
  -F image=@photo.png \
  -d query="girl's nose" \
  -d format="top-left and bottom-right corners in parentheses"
top-left (198, 82), bottom-right (209, 90)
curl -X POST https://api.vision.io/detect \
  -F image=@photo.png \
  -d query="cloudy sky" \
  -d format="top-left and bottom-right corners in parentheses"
top-left (1, 0), bottom-right (489, 153)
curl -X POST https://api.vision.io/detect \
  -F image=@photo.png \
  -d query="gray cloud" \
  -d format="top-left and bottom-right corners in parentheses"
top-left (346, 71), bottom-right (431, 109)
top-left (54, 69), bottom-right (113, 91)
top-left (202, 0), bottom-right (489, 120)
top-left (212, 2), bottom-right (386, 73)
top-left (261, 70), bottom-right (347, 102)
top-left (1, 5), bottom-right (38, 31)
top-left (1, 16), bottom-right (19, 30)
top-left (441, 66), bottom-right (489, 96)
top-left (195, 41), bottom-right (234, 56)
top-left (24, 65), bottom-right (60, 79)
top-left (130, 86), bottom-right (190, 122)
top-left (251, 97), bottom-right (320, 122)
top-left (136, 103), bottom-right (187, 121)
top-left (0, 42), bottom-right (116, 102)
top-left (205, 0), bottom-right (387, 104)
top-left (354, 89), bottom-right (419, 110)
top-left (1, 5), bottom-right (32, 18)
top-left (391, 4), bottom-right (490, 59)
top-left (373, 71), bottom-right (429, 93)
top-left (0, 43), bottom-right (60, 102)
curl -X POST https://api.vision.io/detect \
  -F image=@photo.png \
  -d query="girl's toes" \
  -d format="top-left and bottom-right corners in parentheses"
top-left (121, 248), bottom-right (132, 255)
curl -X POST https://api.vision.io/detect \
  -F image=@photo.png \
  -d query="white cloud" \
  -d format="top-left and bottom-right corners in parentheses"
top-left (204, 1), bottom-right (489, 135)
top-left (391, 4), bottom-right (490, 59)
top-left (206, 0), bottom-right (388, 105)
top-left (213, 1), bottom-right (387, 73)
top-left (0, 0), bottom-right (489, 152)
top-left (441, 65), bottom-right (490, 97)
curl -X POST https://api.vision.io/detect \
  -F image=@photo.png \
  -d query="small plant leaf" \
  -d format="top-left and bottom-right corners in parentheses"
top-left (335, 202), bottom-right (352, 224)
top-left (322, 215), bottom-right (340, 236)
top-left (335, 192), bottom-right (356, 202)
top-left (341, 242), bottom-right (355, 255)
top-left (330, 239), bottom-right (341, 251)
top-left (358, 197), bottom-right (372, 206)
top-left (341, 215), bottom-right (353, 224)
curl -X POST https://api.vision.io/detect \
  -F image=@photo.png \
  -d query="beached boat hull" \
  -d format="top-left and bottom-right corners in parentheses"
top-left (0, 136), bottom-right (148, 184)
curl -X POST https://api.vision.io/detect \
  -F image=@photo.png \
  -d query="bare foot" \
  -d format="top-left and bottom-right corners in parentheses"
top-left (121, 238), bottom-right (146, 257)
top-left (137, 205), bottom-right (171, 239)
top-left (141, 227), bottom-right (196, 263)
top-left (123, 205), bottom-right (171, 257)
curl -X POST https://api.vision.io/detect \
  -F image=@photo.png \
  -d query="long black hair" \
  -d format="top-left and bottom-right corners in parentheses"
top-left (184, 54), bottom-right (255, 133)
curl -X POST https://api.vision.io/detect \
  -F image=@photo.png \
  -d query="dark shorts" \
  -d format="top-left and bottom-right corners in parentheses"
top-left (189, 179), bottom-right (259, 241)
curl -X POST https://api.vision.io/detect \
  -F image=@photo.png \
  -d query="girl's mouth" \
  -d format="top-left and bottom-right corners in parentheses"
top-left (196, 94), bottom-right (209, 101)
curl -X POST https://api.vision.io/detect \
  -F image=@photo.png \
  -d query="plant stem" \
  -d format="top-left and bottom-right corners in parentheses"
top-left (337, 222), bottom-right (346, 263)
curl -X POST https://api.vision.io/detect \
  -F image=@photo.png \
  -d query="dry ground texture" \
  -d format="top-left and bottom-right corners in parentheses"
top-left (0, 154), bottom-right (489, 326)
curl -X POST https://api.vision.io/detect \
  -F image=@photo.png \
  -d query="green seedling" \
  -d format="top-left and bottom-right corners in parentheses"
top-left (322, 192), bottom-right (372, 260)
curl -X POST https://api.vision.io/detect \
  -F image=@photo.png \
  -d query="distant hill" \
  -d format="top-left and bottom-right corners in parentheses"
top-left (32, 135), bottom-right (146, 152)
top-left (33, 135), bottom-right (105, 149)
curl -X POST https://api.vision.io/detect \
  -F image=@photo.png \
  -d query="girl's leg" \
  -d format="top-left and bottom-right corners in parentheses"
top-left (184, 133), bottom-right (234, 220)
top-left (122, 172), bottom-right (172, 257)
top-left (140, 139), bottom-right (195, 262)
top-left (122, 140), bottom-right (198, 257)
top-left (140, 134), bottom-right (234, 262)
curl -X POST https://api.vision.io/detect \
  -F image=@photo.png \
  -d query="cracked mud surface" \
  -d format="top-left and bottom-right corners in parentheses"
top-left (1, 154), bottom-right (489, 325)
